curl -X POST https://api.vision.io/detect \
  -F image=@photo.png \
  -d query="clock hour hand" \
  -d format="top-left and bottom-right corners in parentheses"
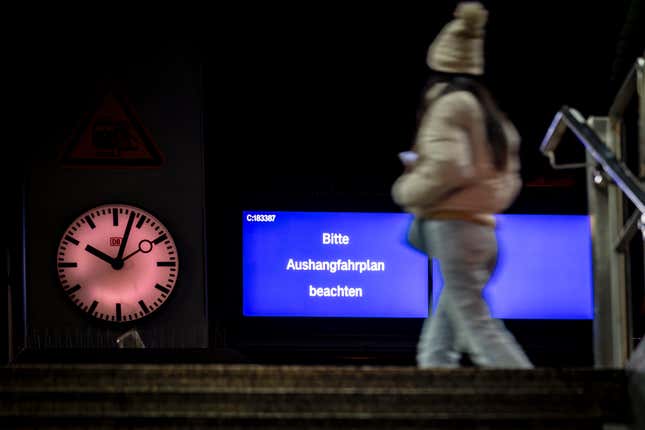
top-left (85, 245), bottom-right (116, 265)
top-left (116, 212), bottom-right (136, 262)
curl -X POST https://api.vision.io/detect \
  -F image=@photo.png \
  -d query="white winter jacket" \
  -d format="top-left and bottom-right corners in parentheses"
top-left (391, 83), bottom-right (521, 219)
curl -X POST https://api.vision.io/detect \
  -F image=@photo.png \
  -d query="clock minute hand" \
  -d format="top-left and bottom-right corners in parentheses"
top-left (85, 245), bottom-right (116, 265)
top-left (116, 212), bottom-right (136, 261)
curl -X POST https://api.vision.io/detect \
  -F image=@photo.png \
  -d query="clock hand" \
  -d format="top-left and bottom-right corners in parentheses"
top-left (122, 239), bottom-right (154, 262)
top-left (116, 212), bottom-right (136, 262)
top-left (85, 245), bottom-right (116, 265)
top-left (122, 248), bottom-right (141, 262)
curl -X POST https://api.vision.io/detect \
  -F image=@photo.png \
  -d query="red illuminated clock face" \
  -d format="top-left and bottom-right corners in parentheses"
top-left (57, 204), bottom-right (179, 322)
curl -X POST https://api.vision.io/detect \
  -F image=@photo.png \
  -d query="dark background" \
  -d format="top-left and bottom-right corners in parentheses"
top-left (3, 1), bottom-right (644, 366)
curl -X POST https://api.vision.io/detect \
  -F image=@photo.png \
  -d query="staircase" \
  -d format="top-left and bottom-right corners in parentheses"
top-left (0, 364), bottom-right (631, 429)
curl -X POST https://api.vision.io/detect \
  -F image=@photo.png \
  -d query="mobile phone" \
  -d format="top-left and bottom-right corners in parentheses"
top-left (398, 151), bottom-right (418, 164)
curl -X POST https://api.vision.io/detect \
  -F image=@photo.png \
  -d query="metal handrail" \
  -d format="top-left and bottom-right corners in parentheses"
top-left (541, 56), bottom-right (644, 369)
top-left (541, 106), bottom-right (645, 214)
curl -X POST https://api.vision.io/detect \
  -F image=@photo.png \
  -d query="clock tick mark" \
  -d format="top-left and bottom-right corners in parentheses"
top-left (155, 284), bottom-right (170, 294)
top-left (138, 300), bottom-right (150, 314)
top-left (88, 301), bottom-right (98, 315)
top-left (65, 284), bottom-right (81, 296)
top-left (153, 234), bottom-right (168, 245)
top-left (84, 216), bottom-right (96, 229)
top-left (58, 262), bottom-right (78, 268)
top-left (64, 235), bottom-right (79, 246)
top-left (157, 261), bottom-right (176, 267)
top-left (136, 215), bottom-right (147, 229)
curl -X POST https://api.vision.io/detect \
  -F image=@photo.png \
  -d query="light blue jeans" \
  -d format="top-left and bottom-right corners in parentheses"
top-left (409, 219), bottom-right (533, 368)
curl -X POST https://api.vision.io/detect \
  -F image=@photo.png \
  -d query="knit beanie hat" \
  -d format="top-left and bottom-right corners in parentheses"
top-left (426, 2), bottom-right (488, 75)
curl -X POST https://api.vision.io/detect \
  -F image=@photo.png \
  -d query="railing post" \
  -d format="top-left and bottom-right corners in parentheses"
top-left (638, 57), bottom-right (644, 179)
top-left (587, 116), bottom-right (630, 367)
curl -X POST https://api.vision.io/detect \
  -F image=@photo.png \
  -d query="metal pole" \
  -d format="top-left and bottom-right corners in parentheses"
top-left (587, 116), bottom-right (630, 367)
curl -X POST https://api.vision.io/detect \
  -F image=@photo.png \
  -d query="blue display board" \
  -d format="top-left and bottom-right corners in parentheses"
top-left (243, 211), bottom-right (593, 319)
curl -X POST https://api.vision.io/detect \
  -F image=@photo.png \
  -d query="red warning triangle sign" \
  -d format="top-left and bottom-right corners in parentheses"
top-left (61, 91), bottom-right (163, 167)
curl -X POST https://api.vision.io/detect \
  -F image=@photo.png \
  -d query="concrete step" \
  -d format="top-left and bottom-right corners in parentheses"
top-left (0, 364), bottom-right (631, 429)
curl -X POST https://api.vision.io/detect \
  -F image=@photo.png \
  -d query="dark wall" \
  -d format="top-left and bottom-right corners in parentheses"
top-left (206, 1), bottom-right (630, 205)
